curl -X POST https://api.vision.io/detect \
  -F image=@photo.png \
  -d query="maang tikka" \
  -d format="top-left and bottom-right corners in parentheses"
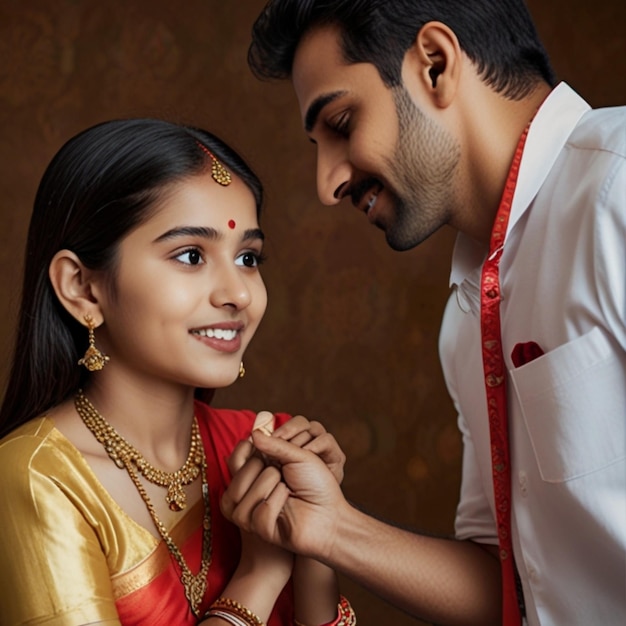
top-left (78, 314), bottom-right (110, 371)
top-left (195, 141), bottom-right (232, 186)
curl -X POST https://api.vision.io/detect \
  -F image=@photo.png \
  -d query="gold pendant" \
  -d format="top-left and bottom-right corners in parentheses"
top-left (166, 482), bottom-right (187, 511)
top-left (181, 570), bottom-right (207, 617)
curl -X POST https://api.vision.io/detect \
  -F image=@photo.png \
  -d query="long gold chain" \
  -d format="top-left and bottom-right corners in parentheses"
top-left (75, 391), bottom-right (202, 511)
top-left (74, 391), bottom-right (212, 616)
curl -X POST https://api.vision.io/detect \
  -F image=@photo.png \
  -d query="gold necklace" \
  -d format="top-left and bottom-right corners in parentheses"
top-left (75, 391), bottom-right (202, 511)
top-left (74, 391), bottom-right (212, 616)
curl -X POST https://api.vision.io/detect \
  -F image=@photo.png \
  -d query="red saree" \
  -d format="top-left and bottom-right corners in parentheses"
top-left (0, 403), bottom-right (294, 625)
top-left (114, 402), bottom-right (295, 624)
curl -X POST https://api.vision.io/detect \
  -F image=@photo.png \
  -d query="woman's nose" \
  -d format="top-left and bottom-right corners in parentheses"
top-left (210, 265), bottom-right (251, 310)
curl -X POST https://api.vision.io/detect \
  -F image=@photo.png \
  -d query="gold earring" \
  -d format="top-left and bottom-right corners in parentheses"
top-left (239, 361), bottom-right (245, 378)
top-left (78, 314), bottom-right (110, 371)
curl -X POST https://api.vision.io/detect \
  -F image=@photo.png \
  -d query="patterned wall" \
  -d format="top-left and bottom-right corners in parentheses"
top-left (0, 1), bottom-right (624, 623)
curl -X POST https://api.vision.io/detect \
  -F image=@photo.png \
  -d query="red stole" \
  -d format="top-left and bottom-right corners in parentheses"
top-left (480, 127), bottom-right (529, 625)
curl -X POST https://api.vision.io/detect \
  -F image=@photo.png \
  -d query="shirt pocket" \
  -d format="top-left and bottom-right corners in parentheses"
top-left (509, 326), bottom-right (626, 482)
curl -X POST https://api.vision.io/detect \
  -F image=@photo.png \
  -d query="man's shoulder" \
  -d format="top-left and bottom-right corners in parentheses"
top-left (568, 105), bottom-right (626, 156)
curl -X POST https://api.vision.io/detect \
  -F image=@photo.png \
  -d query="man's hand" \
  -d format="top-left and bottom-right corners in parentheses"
top-left (229, 412), bottom-right (345, 486)
top-left (271, 414), bottom-right (346, 484)
top-left (222, 431), bottom-right (349, 563)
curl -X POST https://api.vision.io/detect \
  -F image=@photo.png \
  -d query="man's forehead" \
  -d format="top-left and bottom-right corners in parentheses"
top-left (292, 26), bottom-right (350, 119)
top-left (293, 27), bottom-right (344, 86)
top-left (293, 22), bottom-right (344, 69)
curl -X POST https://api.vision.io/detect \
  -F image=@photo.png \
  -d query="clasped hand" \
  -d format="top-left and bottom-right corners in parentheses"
top-left (222, 414), bottom-right (348, 562)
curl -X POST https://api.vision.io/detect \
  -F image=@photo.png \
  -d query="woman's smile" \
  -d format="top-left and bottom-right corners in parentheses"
top-left (190, 322), bottom-right (244, 353)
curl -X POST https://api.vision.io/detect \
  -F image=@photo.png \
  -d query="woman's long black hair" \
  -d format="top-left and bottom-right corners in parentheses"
top-left (0, 119), bottom-right (263, 438)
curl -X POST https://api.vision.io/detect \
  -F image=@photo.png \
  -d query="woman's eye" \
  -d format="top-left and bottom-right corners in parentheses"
top-left (235, 251), bottom-right (264, 268)
top-left (175, 248), bottom-right (204, 265)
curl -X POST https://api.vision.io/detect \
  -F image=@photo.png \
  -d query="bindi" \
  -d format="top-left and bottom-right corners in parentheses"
top-left (228, 220), bottom-right (236, 229)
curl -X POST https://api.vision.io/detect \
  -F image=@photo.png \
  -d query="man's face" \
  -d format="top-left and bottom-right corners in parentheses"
top-left (292, 25), bottom-right (460, 250)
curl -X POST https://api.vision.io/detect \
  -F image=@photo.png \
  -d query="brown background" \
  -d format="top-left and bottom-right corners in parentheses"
top-left (0, 1), bottom-right (624, 623)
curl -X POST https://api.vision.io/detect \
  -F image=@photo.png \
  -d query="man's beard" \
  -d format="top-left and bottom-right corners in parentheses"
top-left (382, 86), bottom-right (460, 251)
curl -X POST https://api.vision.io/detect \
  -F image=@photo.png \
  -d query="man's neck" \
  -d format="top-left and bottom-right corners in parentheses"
top-left (452, 81), bottom-right (552, 245)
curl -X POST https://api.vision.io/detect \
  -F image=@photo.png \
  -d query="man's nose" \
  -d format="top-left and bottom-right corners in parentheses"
top-left (316, 145), bottom-right (352, 206)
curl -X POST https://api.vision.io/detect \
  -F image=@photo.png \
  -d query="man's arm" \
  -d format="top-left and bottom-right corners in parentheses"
top-left (222, 431), bottom-right (502, 626)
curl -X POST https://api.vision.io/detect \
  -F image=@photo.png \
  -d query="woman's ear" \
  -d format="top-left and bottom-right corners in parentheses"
top-left (48, 249), bottom-right (103, 326)
top-left (402, 21), bottom-right (462, 109)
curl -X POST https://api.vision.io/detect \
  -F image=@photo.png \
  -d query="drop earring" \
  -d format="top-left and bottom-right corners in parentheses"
top-left (78, 314), bottom-right (110, 371)
top-left (239, 361), bottom-right (245, 378)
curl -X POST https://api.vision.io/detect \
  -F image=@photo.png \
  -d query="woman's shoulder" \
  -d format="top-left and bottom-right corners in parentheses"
top-left (0, 416), bottom-right (78, 495)
top-left (0, 416), bottom-right (56, 458)
top-left (0, 414), bottom-right (94, 483)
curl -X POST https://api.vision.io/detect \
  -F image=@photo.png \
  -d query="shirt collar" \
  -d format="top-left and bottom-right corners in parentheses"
top-left (449, 82), bottom-right (591, 288)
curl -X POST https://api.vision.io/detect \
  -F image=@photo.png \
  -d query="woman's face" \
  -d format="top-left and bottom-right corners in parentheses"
top-left (94, 171), bottom-right (267, 391)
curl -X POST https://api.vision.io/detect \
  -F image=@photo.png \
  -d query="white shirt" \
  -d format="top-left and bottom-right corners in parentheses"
top-left (439, 83), bottom-right (626, 626)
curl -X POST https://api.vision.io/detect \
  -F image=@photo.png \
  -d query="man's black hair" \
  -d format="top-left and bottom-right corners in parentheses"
top-left (249, 0), bottom-right (556, 99)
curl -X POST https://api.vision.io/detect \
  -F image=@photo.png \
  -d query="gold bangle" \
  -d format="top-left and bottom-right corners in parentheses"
top-left (210, 598), bottom-right (265, 626)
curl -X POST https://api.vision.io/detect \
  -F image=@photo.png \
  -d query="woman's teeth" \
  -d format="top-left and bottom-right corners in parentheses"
top-left (192, 328), bottom-right (238, 340)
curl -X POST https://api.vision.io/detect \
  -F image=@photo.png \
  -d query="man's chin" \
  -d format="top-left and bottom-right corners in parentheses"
top-left (384, 219), bottom-right (439, 252)
top-left (373, 217), bottom-right (412, 251)
top-left (385, 233), bottom-right (419, 252)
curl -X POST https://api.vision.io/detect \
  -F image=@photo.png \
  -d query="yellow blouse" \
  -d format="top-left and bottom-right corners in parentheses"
top-left (0, 416), bottom-right (201, 625)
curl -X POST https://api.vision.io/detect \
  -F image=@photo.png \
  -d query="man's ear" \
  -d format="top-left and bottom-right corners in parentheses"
top-left (401, 21), bottom-right (462, 109)
top-left (48, 249), bottom-right (104, 327)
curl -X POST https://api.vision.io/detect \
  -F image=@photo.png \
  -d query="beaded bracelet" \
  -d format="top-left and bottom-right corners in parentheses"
top-left (294, 595), bottom-right (356, 626)
top-left (205, 597), bottom-right (266, 626)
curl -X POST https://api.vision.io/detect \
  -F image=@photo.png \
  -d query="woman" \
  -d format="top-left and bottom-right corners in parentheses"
top-left (0, 119), bottom-right (354, 626)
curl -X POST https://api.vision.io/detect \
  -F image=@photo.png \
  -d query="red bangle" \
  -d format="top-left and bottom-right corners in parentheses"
top-left (294, 596), bottom-right (356, 626)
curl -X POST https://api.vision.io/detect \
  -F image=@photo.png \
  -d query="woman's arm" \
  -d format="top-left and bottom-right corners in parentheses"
top-left (200, 454), bottom-right (292, 624)
top-left (274, 419), bottom-right (345, 626)
top-left (292, 557), bottom-right (340, 626)
top-left (209, 415), bottom-right (348, 626)
top-left (223, 433), bottom-right (502, 626)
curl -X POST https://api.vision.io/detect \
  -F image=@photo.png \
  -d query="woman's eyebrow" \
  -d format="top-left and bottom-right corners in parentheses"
top-left (242, 228), bottom-right (265, 243)
top-left (153, 226), bottom-right (265, 243)
top-left (154, 226), bottom-right (219, 243)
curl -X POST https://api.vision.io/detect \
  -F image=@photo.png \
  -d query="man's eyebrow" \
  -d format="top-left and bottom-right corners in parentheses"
top-left (304, 90), bottom-right (347, 133)
top-left (154, 226), bottom-right (265, 243)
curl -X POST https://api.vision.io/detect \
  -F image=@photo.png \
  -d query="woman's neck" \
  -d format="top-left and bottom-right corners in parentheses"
top-left (82, 369), bottom-right (197, 472)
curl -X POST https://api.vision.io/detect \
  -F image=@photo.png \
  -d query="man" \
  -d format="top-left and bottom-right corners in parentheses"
top-left (222, 1), bottom-right (626, 624)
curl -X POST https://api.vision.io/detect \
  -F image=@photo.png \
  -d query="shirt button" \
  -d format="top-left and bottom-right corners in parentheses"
top-left (528, 566), bottom-right (539, 583)
top-left (519, 471), bottom-right (528, 496)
